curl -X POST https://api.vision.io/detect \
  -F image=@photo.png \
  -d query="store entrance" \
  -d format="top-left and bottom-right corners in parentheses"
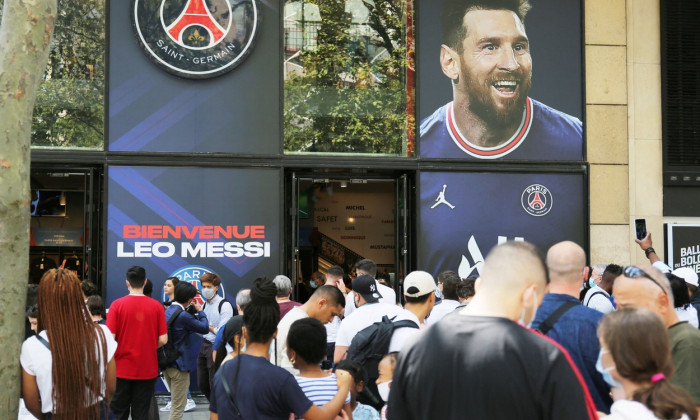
top-left (29, 167), bottom-right (103, 289)
top-left (287, 172), bottom-right (412, 302)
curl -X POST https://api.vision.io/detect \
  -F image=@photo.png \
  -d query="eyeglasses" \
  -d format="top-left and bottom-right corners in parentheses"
top-left (623, 266), bottom-right (667, 295)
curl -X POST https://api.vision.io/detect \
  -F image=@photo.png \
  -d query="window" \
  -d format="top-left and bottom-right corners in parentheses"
top-left (1, 0), bottom-right (106, 149)
top-left (283, 0), bottom-right (414, 156)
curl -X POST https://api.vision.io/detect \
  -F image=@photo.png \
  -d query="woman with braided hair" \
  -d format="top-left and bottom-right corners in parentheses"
top-left (209, 276), bottom-right (352, 420)
top-left (597, 307), bottom-right (697, 420)
top-left (21, 268), bottom-right (117, 419)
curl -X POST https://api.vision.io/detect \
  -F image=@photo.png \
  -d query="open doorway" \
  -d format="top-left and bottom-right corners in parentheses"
top-left (287, 173), bottom-right (412, 303)
top-left (29, 167), bottom-right (102, 289)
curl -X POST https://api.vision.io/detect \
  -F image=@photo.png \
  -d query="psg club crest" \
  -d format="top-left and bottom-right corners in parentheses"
top-left (521, 184), bottom-right (553, 217)
top-left (132, 0), bottom-right (261, 79)
top-left (166, 265), bottom-right (226, 305)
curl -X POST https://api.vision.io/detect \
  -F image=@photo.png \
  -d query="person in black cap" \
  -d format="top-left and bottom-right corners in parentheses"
top-left (333, 275), bottom-right (412, 363)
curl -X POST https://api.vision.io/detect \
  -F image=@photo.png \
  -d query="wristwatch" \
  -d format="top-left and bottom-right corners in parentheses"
top-left (645, 247), bottom-right (655, 258)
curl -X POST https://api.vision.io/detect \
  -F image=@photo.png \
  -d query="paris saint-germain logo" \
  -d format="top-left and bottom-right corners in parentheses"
top-left (132, 0), bottom-right (260, 79)
top-left (521, 184), bottom-right (553, 217)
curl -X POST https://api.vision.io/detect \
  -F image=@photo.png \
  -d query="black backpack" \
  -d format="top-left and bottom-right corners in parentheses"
top-left (157, 306), bottom-right (183, 370)
top-left (347, 315), bottom-right (418, 406)
top-left (203, 298), bottom-right (237, 317)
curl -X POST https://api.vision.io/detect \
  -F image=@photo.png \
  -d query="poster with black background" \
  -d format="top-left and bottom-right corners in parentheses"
top-left (666, 224), bottom-right (700, 273)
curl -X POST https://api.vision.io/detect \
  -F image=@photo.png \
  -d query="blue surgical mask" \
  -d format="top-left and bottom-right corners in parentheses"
top-left (589, 278), bottom-right (596, 288)
top-left (435, 287), bottom-right (443, 300)
top-left (596, 349), bottom-right (623, 388)
top-left (310, 281), bottom-right (318, 289)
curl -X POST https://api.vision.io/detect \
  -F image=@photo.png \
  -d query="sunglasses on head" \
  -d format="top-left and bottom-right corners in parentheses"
top-left (623, 265), bottom-right (667, 295)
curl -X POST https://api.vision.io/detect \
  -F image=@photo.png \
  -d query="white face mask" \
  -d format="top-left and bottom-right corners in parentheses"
top-left (377, 380), bottom-right (392, 402)
top-left (518, 290), bottom-right (538, 327)
top-left (201, 287), bottom-right (216, 300)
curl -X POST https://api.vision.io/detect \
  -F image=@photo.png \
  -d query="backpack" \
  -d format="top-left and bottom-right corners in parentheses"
top-left (347, 315), bottom-right (418, 406)
top-left (203, 298), bottom-right (238, 317)
top-left (157, 306), bottom-right (183, 370)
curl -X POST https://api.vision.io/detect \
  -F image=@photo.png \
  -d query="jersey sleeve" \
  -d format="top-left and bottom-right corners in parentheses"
top-left (105, 301), bottom-right (119, 337)
top-left (541, 344), bottom-right (598, 420)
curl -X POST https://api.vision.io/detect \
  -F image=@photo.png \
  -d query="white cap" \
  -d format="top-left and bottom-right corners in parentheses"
top-left (672, 267), bottom-right (699, 287)
top-left (404, 271), bottom-right (436, 298)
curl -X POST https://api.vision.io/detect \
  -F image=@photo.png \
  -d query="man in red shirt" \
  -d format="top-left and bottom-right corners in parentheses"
top-left (107, 266), bottom-right (168, 420)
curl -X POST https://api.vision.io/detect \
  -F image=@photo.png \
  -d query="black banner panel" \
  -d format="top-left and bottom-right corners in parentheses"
top-left (666, 224), bottom-right (700, 273)
top-left (419, 171), bottom-right (586, 277)
top-left (106, 166), bottom-right (280, 306)
top-left (109, 0), bottom-right (279, 154)
top-left (417, 0), bottom-right (583, 161)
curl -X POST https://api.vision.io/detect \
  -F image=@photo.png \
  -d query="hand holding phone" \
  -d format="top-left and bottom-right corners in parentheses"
top-left (634, 218), bottom-right (647, 241)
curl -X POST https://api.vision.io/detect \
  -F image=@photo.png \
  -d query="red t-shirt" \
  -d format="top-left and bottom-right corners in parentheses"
top-left (106, 295), bottom-right (167, 379)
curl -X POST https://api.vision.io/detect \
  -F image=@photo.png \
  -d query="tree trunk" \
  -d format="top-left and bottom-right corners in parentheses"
top-left (0, 0), bottom-right (56, 416)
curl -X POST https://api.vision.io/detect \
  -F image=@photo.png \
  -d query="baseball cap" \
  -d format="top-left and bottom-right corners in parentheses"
top-left (672, 267), bottom-right (699, 287)
top-left (353, 275), bottom-right (382, 303)
top-left (404, 271), bottom-right (436, 298)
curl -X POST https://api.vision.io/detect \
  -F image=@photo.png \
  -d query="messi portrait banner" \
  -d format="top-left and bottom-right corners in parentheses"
top-left (419, 171), bottom-right (586, 277)
top-left (417, 0), bottom-right (583, 161)
top-left (106, 166), bottom-right (280, 305)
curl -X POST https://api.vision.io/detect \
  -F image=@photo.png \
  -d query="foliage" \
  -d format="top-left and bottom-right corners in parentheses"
top-left (283, 0), bottom-right (411, 155)
top-left (0, 0), bottom-right (105, 149)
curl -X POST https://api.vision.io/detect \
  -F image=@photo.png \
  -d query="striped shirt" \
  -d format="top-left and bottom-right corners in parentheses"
top-left (294, 374), bottom-right (351, 408)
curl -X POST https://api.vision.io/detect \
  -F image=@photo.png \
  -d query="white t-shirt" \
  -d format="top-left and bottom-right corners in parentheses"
top-left (335, 302), bottom-right (416, 352)
top-left (344, 281), bottom-right (397, 317)
top-left (584, 285), bottom-right (615, 314)
top-left (426, 299), bottom-right (460, 326)
top-left (274, 306), bottom-right (309, 371)
top-left (20, 324), bottom-right (118, 414)
top-left (325, 316), bottom-right (341, 343)
top-left (604, 399), bottom-right (690, 420)
top-left (676, 306), bottom-right (699, 328)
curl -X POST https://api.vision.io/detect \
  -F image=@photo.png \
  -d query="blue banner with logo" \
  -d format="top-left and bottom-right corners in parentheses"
top-left (106, 166), bottom-right (281, 305)
top-left (418, 171), bottom-right (586, 277)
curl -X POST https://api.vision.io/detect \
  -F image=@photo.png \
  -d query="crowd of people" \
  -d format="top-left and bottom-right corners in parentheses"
top-left (17, 229), bottom-right (700, 419)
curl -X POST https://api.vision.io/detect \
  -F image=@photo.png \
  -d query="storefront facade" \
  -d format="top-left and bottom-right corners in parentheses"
top-left (25, 0), bottom-right (682, 306)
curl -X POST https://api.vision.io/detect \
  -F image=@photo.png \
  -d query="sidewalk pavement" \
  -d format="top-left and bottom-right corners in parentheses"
top-left (157, 395), bottom-right (210, 420)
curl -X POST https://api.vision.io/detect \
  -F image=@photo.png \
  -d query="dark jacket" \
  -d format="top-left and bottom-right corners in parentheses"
top-left (690, 289), bottom-right (700, 327)
top-left (165, 303), bottom-right (209, 372)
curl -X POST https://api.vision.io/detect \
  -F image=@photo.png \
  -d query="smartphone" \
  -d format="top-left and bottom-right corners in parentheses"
top-left (634, 218), bottom-right (647, 240)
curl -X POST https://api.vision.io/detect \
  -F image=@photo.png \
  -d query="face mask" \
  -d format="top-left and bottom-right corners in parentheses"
top-left (201, 288), bottom-right (216, 300)
top-left (589, 278), bottom-right (596, 288)
top-left (518, 290), bottom-right (538, 327)
top-left (377, 380), bottom-right (392, 402)
top-left (596, 349), bottom-right (623, 388)
top-left (435, 287), bottom-right (443, 300)
top-left (310, 281), bottom-right (318, 289)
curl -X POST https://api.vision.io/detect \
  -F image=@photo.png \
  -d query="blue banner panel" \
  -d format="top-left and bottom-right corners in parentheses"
top-left (417, 0), bottom-right (583, 161)
top-left (106, 166), bottom-right (280, 306)
top-left (108, 0), bottom-right (279, 153)
top-left (419, 171), bottom-right (585, 277)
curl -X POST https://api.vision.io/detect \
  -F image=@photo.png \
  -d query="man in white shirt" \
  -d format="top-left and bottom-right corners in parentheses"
top-left (334, 275), bottom-right (412, 363)
top-left (427, 271), bottom-right (460, 325)
top-left (344, 259), bottom-right (396, 317)
top-left (274, 285), bottom-right (345, 372)
top-left (583, 264), bottom-right (619, 314)
top-left (324, 265), bottom-right (347, 360)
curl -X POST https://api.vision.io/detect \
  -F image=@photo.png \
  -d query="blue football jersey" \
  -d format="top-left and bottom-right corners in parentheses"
top-left (418, 171), bottom-right (586, 278)
top-left (420, 98), bottom-right (583, 161)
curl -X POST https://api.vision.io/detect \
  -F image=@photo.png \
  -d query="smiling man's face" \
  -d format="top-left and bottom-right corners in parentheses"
top-left (455, 9), bottom-right (532, 127)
